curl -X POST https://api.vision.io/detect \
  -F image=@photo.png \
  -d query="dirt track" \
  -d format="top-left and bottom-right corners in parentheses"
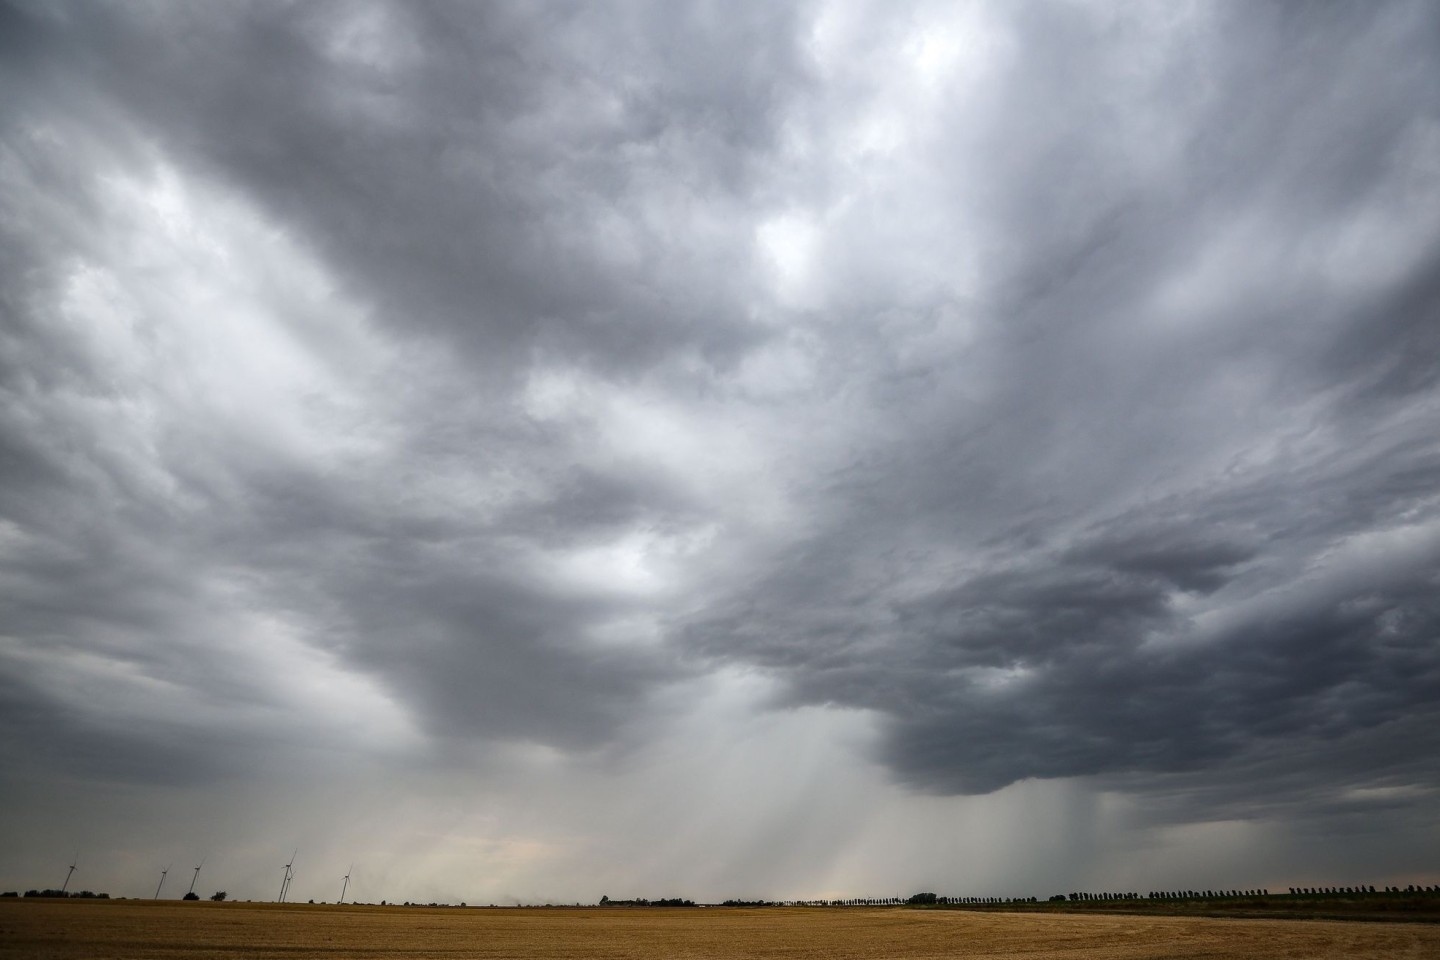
top-left (2, 901), bottom-right (1438, 959)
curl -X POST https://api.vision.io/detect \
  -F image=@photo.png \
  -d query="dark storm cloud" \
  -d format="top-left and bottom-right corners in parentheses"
top-left (685, 441), bottom-right (1440, 797)
top-left (2, 0), bottom-right (1439, 861)
top-left (884, 542), bottom-right (1440, 794)
top-left (0, 0), bottom-right (729, 787)
top-left (678, 0), bottom-right (1440, 814)
top-left (64, 0), bottom-right (810, 378)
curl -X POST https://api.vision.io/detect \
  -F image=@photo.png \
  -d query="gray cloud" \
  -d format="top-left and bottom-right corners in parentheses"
top-left (2, 0), bottom-right (1439, 899)
top-left (673, 0), bottom-right (1440, 807)
top-left (70, 0), bottom-right (811, 380)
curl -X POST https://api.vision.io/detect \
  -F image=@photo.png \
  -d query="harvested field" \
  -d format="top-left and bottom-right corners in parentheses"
top-left (2, 901), bottom-right (1438, 960)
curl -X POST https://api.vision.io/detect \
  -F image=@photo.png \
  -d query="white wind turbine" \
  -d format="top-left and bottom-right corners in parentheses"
top-left (278, 849), bottom-right (297, 902)
top-left (187, 858), bottom-right (205, 897)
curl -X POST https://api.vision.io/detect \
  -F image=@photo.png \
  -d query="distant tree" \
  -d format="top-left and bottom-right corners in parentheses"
top-left (211, 891), bottom-right (227, 902)
top-left (906, 893), bottom-right (938, 905)
top-left (183, 892), bottom-right (199, 901)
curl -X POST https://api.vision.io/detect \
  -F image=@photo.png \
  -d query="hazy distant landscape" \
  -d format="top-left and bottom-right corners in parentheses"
top-left (8, 886), bottom-right (1440, 920)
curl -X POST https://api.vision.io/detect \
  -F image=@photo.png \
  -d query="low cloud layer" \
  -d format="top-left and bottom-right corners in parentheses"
top-left (2, 0), bottom-right (1438, 900)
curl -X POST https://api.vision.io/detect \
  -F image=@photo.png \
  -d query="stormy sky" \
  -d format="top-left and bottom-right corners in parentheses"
top-left (2, 0), bottom-right (1439, 904)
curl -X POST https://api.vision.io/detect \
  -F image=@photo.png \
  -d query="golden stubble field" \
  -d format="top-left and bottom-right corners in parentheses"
top-left (2, 901), bottom-right (1438, 960)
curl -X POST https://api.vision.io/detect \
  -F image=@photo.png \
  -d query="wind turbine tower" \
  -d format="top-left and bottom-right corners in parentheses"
top-left (278, 850), bottom-right (297, 902)
top-left (61, 854), bottom-right (78, 895)
top-left (154, 865), bottom-right (170, 900)
top-left (340, 864), bottom-right (352, 905)
top-left (188, 859), bottom-right (205, 897)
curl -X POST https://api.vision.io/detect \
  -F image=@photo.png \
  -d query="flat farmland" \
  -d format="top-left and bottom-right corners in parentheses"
top-left (2, 901), bottom-right (1438, 960)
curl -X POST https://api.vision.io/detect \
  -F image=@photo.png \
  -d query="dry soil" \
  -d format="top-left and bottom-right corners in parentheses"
top-left (2, 900), bottom-right (1438, 959)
